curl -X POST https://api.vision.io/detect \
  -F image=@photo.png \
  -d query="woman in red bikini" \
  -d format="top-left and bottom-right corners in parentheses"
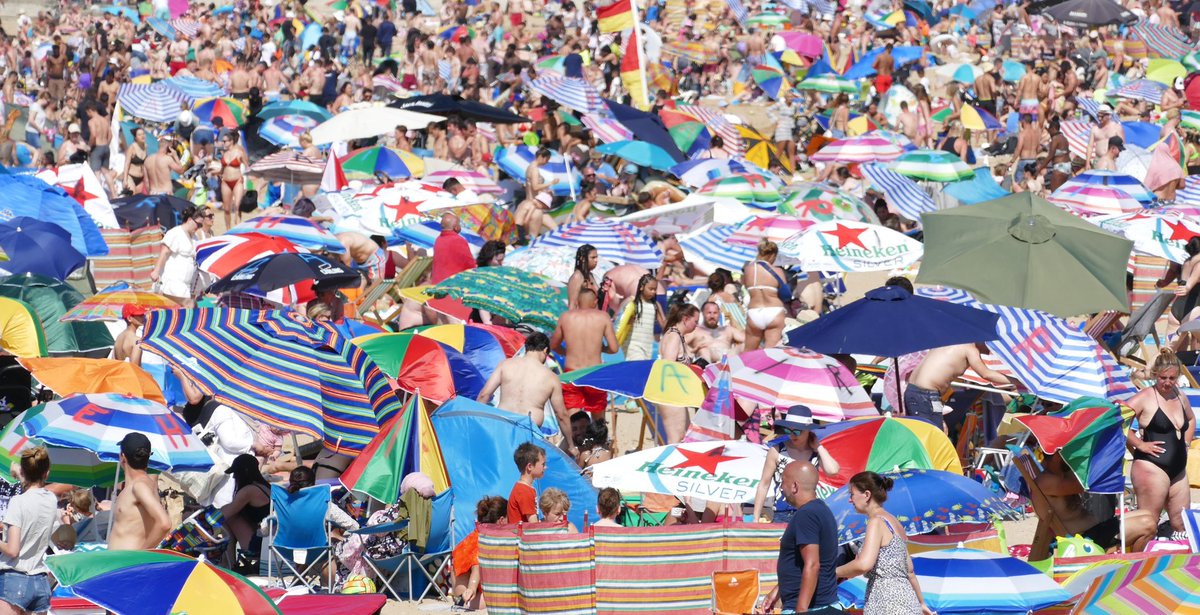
top-left (218, 133), bottom-right (246, 228)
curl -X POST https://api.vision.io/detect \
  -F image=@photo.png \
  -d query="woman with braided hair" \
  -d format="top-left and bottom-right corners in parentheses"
top-left (616, 273), bottom-right (664, 361)
top-left (567, 244), bottom-right (601, 310)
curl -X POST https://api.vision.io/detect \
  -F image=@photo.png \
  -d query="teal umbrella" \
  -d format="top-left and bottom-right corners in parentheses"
top-left (1002, 60), bottom-right (1027, 83)
top-left (595, 140), bottom-right (678, 172)
top-left (257, 99), bottom-right (334, 123)
top-left (425, 266), bottom-right (566, 331)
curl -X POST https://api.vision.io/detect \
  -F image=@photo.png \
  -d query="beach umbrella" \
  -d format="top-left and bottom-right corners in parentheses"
top-left (663, 116), bottom-right (713, 157)
top-left (812, 417), bottom-right (961, 489)
top-left (1092, 211), bottom-right (1200, 263)
top-left (34, 164), bottom-right (117, 231)
top-left (617, 194), bottom-right (753, 236)
top-left (426, 266), bottom-right (565, 331)
top-left (1061, 170), bottom-right (1156, 204)
top-left (931, 104), bottom-right (1002, 131)
top-left (838, 548), bottom-right (1070, 613)
top-left (747, 12), bottom-right (789, 27)
top-left (0, 174), bottom-right (107, 257)
top-left (493, 145), bottom-right (581, 197)
top-left (192, 97), bottom-right (247, 127)
top-left (505, 245), bottom-right (617, 285)
top-left (529, 219), bottom-right (663, 268)
top-left (418, 322), bottom-right (525, 358)
top-left (196, 232), bottom-right (308, 279)
top-left (662, 40), bottom-right (720, 64)
top-left (0, 274), bottom-right (113, 357)
top-left (22, 393), bottom-right (213, 471)
top-left (728, 215), bottom-right (815, 246)
top-left (595, 140), bottom-right (678, 172)
top-left (110, 194), bottom-right (192, 230)
top-left (704, 347), bottom-right (875, 421)
top-left (737, 124), bottom-right (794, 173)
top-left (1176, 109), bottom-right (1200, 131)
top-left (891, 149), bottom-right (974, 181)
top-left (309, 105), bottom-right (443, 145)
top-left (227, 215), bottom-right (344, 253)
top-left (207, 252), bottom-right (359, 298)
top-left (752, 65), bottom-right (788, 100)
top-left (796, 75), bottom-right (860, 94)
top-left (60, 289), bottom-right (178, 322)
top-left (1114, 78), bottom-right (1168, 104)
top-left (1182, 50), bottom-right (1200, 72)
top-left (581, 112), bottom-right (635, 144)
top-left (1014, 402), bottom-right (1126, 493)
top-left (117, 83), bottom-right (191, 123)
top-left (697, 173), bottom-right (784, 209)
top-left (353, 332), bottom-right (484, 403)
top-left (1073, 553), bottom-right (1200, 614)
top-left (1049, 184), bottom-right (1146, 216)
top-left (169, 17), bottom-right (201, 37)
top-left (679, 224), bottom-right (758, 272)
top-left (1002, 59), bottom-right (1027, 82)
top-left (340, 146), bottom-right (425, 179)
top-left (140, 308), bottom-right (404, 453)
top-left (1132, 22), bottom-right (1193, 59)
top-left (811, 134), bottom-right (905, 163)
top-left (256, 99), bottom-right (333, 123)
top-left (0, 217), bottom-right (84, 280)
top-left (1031, 0), bottom-right (1135, 26)
top-left (19, 357), bottom-right (165, 403)
top-left (246, 150), bottom-right (324, 184)
top-left (604, 97), bottom-right (688, 162)
top-left (916, 193), bottom-right (1134, 316)
top-left (0, 297), bottom-right (48, 357)
top-left (669, 158), bottom-right (777, 188)
top-left (780, 182), bottom-right (880, 223)
top-left (390, 219), bottom-right (487, 252)
top-left (146, 17), bottom-right (179, 40)
top-left (562, 359), bottom-right (706, 407)
top-left (951, 63), bottom-right (981, 84)
top-left (533, 54), bottom-right (566, 74)
top-left (778, 31), bottom-right (824, 57)
top-left (390, 93), bottom-right (530, 124)
top-left (422, 169), bottom-right (504, 195)
top-left (48, 550), bottom-right (280, 615)
top-left (779, 220), bottom-right (924, 272)
top-left (528, 76), bottom-right (607, 114)
top-left (828, 468), bottom-right (1017, 543)
top-left (590, 440), bottom-right (766, 503)
top-left (0, 410), bottom-right (116, 486)
top-left (161, 75), bottom-right (226, 100)
top-left (339, 394), bottom-right (450, 504)
top-left (258, 114), bottom-right (321, 148)
top-left (1146, 59), bottom-right (1188, 86)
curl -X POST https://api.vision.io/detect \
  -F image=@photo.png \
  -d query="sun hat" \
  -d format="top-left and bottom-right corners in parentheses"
top-left (775, 405), bottom-right (817, 432)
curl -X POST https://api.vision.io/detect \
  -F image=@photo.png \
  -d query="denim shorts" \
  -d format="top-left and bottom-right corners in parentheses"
top-left (0, 570), bottom-right (50, 613)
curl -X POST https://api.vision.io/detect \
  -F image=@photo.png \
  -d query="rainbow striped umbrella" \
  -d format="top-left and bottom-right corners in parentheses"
top-left (1073, 554), bottom-right (1200, 614)
top-left (196, 232), bottom-right (308, 278)
top-left (812, 417), bottom-right (962, 490)
top-left (1048, 184), bottom-right (1145, 216)
top-left (48, 550), bottom-right (281, 615)
top-left (752, 64), bottom-right (788, 100)
top-left (192, 97), bottom-right (248, 127)
top-left (140, 308), bottom-right (404, 453)
top-left (61, 289), bottom-right (178, 322)
top-left (0, 409), bottom-right (116, 486)
top-left (727, 215), bottom-right (815, 245)
top-left (227, 215), bottom-right (344, 253)
top-left (340, 146), bottom-right (425, 179)
top-left (697, 173), bottom-right (784, 208)
top-left (21, 394), bottom-right (213, 472)
top-left (796, 75), bottom-right (860, 94)
top-left (1015, 402), bottom-right (1126, 493)
top-left (528, 76), bottom-right (606, 114)
top-left (353, 332), bottom-right (482, 403)
top-left (704, 347), bottom-right (875, 421)
top-left (811, 134), bottom-right (905, 163)
top-left (340, 394), bottom-right (450, 503)
top-left (891, 149), bottom-right (974, 182)
top-left (421, 169), bottom-right (503, 194)
top-left (258, 114), bottom-right (320, 148)
top-left (780, 182), bottom-right (879, 223)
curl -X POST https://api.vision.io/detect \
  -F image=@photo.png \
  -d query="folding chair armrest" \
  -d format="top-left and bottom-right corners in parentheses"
top-left (350, 519), bottom-right (410, 536)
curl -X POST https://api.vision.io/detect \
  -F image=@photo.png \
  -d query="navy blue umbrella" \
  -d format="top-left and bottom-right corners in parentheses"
top-left (110, 194), bottom-right (193, 230)
top-left (390, 94), bottom-right (530, 124)
top-left (0, 217), bottom-right (85, 281)
top-left (602, 98), bottom-right (687, 163)
top-left (785, 285), bottom-right (1000, 357)
top-left (207, 252), bottom-right (361, 296)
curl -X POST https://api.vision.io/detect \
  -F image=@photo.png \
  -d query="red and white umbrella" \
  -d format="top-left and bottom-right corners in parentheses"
top-left (811, 134), bottom-right (906, 163)
top-left (35, 164), bottom-right (117, 230)
top-left (703, 347), bottom-right (877, 422)
top-left (779, 220), bottom-right (924, 272)
top-left (727, 214), bottom-right (815, 246)
top-left (248, 151), bottom-right (325, 184)
top-left (1090, 210), bottom-right (1200, 263)
top-left (196, 232), bottom-right (309, 278)
top-left (421, 169), bottom-right (504, 195)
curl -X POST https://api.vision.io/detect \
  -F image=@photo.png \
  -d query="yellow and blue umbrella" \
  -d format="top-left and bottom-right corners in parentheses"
top-left (561, 359), bottom-right (706, 407)
top-left (0, 296), bottom-right (46, 357)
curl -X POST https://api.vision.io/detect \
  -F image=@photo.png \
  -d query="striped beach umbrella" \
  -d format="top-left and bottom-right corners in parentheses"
top-left (422, 169), bottom-right (504, 194)
top-left (580, 113), bottom-right (634, 144)
top-left (1183, 50), bottom-right (1200, 72)
top-left (146, 17), bottom-right (179, 40)
top-left (140, 308), bottom-right (404, 453)
top-left (1073, 554), bottom-right (1200, 614)
top-left (258, 114), bottom-right (320, 148)
top-left (746, 12), bottom-right (789, 27)
top-left (169, 17), bottom-right (202, 38)
top-left (811, 134), bottom-right (905, 163)
top-left (861, 162), bottom-right (937, 223)
top-left (528, 76), bottom-right (607, 115)
top-left (193, 97), bottom-right (248, 127)
top-left (61, 289), bottom-right (178, 322)
top-left (246, 151), bottom-right (325, 184)
top-left (196, 232), bottom-right (309, 278)
top-left (780, 182), bottom-right (879, 223)
top-left (704, 347), bottom-right (875, 421)
top-left (1132, 22), bottom-right (1193, 59)
top-left (679, 224), bottom-right (757, 272)
top-left (891, 149), bottom-right (974, 182)
top-left (1113, 78), bottom-right (1168, 104)
top-left (530, 219), bottom-right (663, 268)
top-left (669, 158), bottom-right (778, 188)
top-left (117, 83), bottom-right (191, 123)
top-left (780, 220), bottom-right (924, 272)
top-left (1177, 109), bottom-right (1200, 131)
top-left (161, 76), bottom-right (226, 99)
top-left (727, 215), bottom-right (815, 246)
top-left (493, 145), bottom-right (581, 197)
top-left (1048, 184), bottom-right (1145, 216)
top-left (426, 266), bottom-right (566, 331)
top-left (662, 40), bottom-right (720, 64)
top-left (227, 215), bottom-right (344, 253)
top-left (0, 409), bottom-right (116, 486)
top-left (1061, 170), bottom-right (1157, 204)
top-left (505, 245), bottom-right (617, 285)
top-left (697, 173), bottom-right (784, 208)
top-left (796, 75), bottom-right (860, 94)
top-left (752, 64), bottom-right (788, 100)
top-left (340, 146), bottom-right (425, 179)
top-left (1105, 37), bottom-right (1149, 60)
top-left (257, 99), bottom-right (333, 123)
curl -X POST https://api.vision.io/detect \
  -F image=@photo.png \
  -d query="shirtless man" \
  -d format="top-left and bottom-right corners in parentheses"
top-left (98, 72), bottom-right (120, 114)
top-left (1086, 105), bottom-right (1124, 166)
top-left (1012, 114), bottom-right (1041, 184)
top-left (113, 305), bottom-right (145, 365)
top-left (1016, 68), bottom-right (1043, 117)
top-left (896, 101), bottom-right (919, 142)
top-left (1160, 78), bottom-right (1186, 137)
top-left (904, 343), bottom-right (1012, 430)
top-left (687, 301), bottom-right (744, 364)
top-left (1157, 0), bottom-right (1181, 28)
top-left (108, 433), bottom-right (171, 550)
top-left (550, 288), bottom-right (618, 416)
top-left (973, 64), bottom-right (996, 118)
top-left (1095, 136), bottom-right (1123, 171)
top-left (476, 333), bottom-right (572, 444)
top-left (1036, 452), bottom-right (1157, 554)
top-left (515, 148), bottom-right (558, 238)
top-left (336, 230), bottom-right (385, 284)
top-left (144, 134), bottom-right (184, 195)
top-left (87, 106), bottom-right (112, 172)
top-left (229, 59), bottom-right (252, 100)
top-left (872, 43), bottom-right (894, 96)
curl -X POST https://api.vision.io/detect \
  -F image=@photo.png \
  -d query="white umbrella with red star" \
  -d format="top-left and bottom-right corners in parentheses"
top-left (779, 220), bottom-right (924, 272)
top-left (588, 440), bottom-right (768, 503)
top-left (1090, 210), bottom-right (1200, 264)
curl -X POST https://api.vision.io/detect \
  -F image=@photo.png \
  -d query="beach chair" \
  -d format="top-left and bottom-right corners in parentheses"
top-left (955, 412), bottom-right (979, 473)
top-left (1108, 290), bottom-right (1173, 364)
top-left (352, 489), bottom-right (455, 601)
top-left (357, 256), bottom-right (433, 324)
top-left (1014, 453), bottom-right (1070, 562)
top-left (265, 484), bottom-right (334, 592)
top-left (158, 507), bottom-right (228, 560)
top-left (711, 570), bottom-right (759, 615)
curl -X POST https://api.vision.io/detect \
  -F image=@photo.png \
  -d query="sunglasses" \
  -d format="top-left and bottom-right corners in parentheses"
top-left (775, 426), bottom-right (812, 436)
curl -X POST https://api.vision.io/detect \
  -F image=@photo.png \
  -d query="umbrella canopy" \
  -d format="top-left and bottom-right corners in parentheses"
top-left (1029, 0), bottom-right (1136, 26)
top-left (0, 274), bottom-right (113, 357)
top-left (192, 97), bottom-right (248, 127)
top-left (528, 219), bottom-right (662, 268)
top-left (786, 285), bottom-right (1000, 357)
top-left (938, 104), bottom-right (1002, 131)
top-left (779, 220), bottom-right (924, 272)
top-left (227, 215), bottom-right (345, 253)
top-left (604, 97), bottom-right (688, 163)
top-left (1114, 78), bottom-right (1168, 104)
top-left (505, 245), bottom-right (617, 285)
top-left (916, 193), bottom-right (1134, 316)
top-left (669, 158), bottom-right (776, 188)
top-left (493, 145), bottom-right (581, 197)
top-left (1049, 184), bottom-right (1146, 216)
top-left (811, 135), bottom-right (905, 163)
top-left (22, 394), bottom-right (213, 471)
top-left (1092, 211), bottom-right (1200, 263)
top-left (560, 359), bottom-right (706, 407)
top-left (679, 224), bottom-right (758, 272)
top-left (20, 357), bottom-right (165, 403)
top-left (110, 194), bottom-right (192, 230)
top-left (891, 149), bottom-right (975, 182)
top-left (339, 394), bottom-right (450, 503)
top-left (703, 347), bottom-right (875, 421)
top-left (309, 105), bottom-right (443, 145)
top-left (0, 409), bottom-right (115, 486)
top-left (528, 76), bottom-right (607, 114)
top-left (390, 93), bottom-right (529, 124)
top-left (196, 232), bottom-right (309, 279)
top-left (1015, 402), bottom-right (1127, 493)
top-left (728, 215), bottom-right (815, 246)
top-left (0, 174), bottom-right (107, 257)
top-left (589, 440), bottom-right (767, 504)
top-left (751, 64), bottom-right (788, 99)
top-left (140, 308), bottom-right (403, 453)
top-left (838, 548), bottom-right (1070, 613)
top-left (340, 146), bottom-right (425, 179)
top-left (1147, 59), bottom-right (1188, 86)
top-left (34, 164), bottom-right (117, 232)
top-left (738, 125), bottom-right (794, 174)
top-left (813, 417), bottom-right (962, 489)
top-left (0, 217), bottom-right (85, 280)
top-left (256, 99), bottom-right (333, 123)
top-left (246, 150), bottom-right (325, 184)
top-left (1072, 553), bottom-right (1200, 614)
top-left (797, 75), bottom-right (860, 94)
top-left (0, 297), bottom-right (47, 357)
top-left (117, 83), bottom-right (192, 123)
top-left (828, 468), bottom-right (1017, 543)
top-left (258, 114), bottom-right (321, 148)
top-left (1062, 170), bottom-right (1157, 205)
top-left (697, 173), bottom-right (784, 208)
top-left (426, 266), bottom-right (565, 331)
top-left (60, 289), bottom-right (178, 322)
top-left (48, 550), bottom-right (281, 615)
top-left (780, 182), bottom-right (880, 223)
top-left (161, 76), bottom-right (226, 100)
top-left (352, 332), bottom-right (483, 403)
top-left (595, 140), bottom-right (678, 172)
top-left (207, 252), bottom-right (360, 297)
top-left (662, 40), bottom-right (721, 64)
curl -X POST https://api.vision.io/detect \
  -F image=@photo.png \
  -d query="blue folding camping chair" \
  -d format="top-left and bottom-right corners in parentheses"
top-left (265, 484), bottom-right (334, 591)
top-left (350, 490), bottom-right (455, 600)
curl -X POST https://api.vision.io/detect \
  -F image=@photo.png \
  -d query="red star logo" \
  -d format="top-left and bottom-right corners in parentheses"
top-left (384, 198), bottom-right (421, 222)
top-left (63, 178), bottom-right (100, 204)
top-left (823, 223), bottom-right (868, 249)
top-left (1165, 219), bottom-right (1199, 242)
top-left (670, 445), bottom-right (743, 474)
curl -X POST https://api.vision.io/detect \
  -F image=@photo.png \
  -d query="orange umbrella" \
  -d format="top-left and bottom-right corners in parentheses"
top-left (213, 59), bottom-right (234, 74)
top-left (19, 357), bottom-right (166, 403)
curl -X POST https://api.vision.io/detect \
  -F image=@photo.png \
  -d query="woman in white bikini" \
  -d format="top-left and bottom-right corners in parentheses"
top-left (741, 239), bottom-right (791, 350)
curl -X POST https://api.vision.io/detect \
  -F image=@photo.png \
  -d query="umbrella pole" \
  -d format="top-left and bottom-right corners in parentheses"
top-left (1120, 501), bottom-right (1127, 554)
top-left (107, 463), bottom-right (121, 542)
top-left (636, 398), bottom-right (665, 450)
top-left (894, 356), bottom-right (904, 415)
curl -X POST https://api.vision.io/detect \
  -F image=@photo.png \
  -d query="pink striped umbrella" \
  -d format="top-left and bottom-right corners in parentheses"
top-left (1048, 184), bottom-right (1144, 216)
top-left (421, 169), bottom-right (504, 194)
top-left (727, 215), bottom-right (815, 246)
top-left (581, 113), bottom-right (634, 144)
top-left (811, 134), bottom-right (906, 163)
top-left (702, 347), bottom-right (877, 421)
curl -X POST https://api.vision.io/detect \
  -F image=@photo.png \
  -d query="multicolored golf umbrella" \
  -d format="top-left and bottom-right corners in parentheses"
top-left (810, 417), bottom-right (961, 489)
top-left (258, 114), bottom-right (321, 148)
top-left (703, 347), bottom-right (875, 421)
top-left (21, 394), bottom-right (213, 472)
top-left (811, 134), bottom-right (905, 163)
top-left (589, 440), bottom-right (767, 503)
top-left (227, 215), bottom-right (345, 253)
top-left (779, 220), bottom-right (924, 272)
top-left (697, 173), bottom-right (784, 209)
top-left (340, 146), bottom-right (425, 180)
top-left (426, 266), bottom-right (565, 331)
top-left (340, 394), bottom-right (450, 503)
top-left (827, 469), bottom-right (1016, 543)
top-left (192, 97), bottom-right (248, 127)
top-left (727, 215), bottom-right (815, 246)
top-left (0, 408), bottom-right (115, 486)
top-left (1049, 184), bottom-right (1146, 216)
top-left (738, 125), bottom-right (794, 174)
top-left (20, 357), bottom-right (165, 403)
top-left (1059, 170), bottom-right (1156, 205)
top-left (561, 359), bottom-right (706, 407)
top-left (930, 104), bottom-right (1003, 131)
top-left (60, 288), bottom-right (178, 322)
top-left (417, 323), bottom-right (525, 359)
top-left (780, 182), bottom-right (880, 223)
top-left (196, 232), bottom-right (309, 279)
top-left (140, 308), bottom-right (404, 453)
top-left (48, 550), bottom-right (281, 615)
top-left (891, 149), bottom-right (975, 181)
top-left (752, 64), bottom-right (788, 99)
top-left (1091, 211), bottom-right (1200, 263)
top-left (1015, 401), bottom-right (1126, 493)
top-left (529, 219), bottom-right (663, 268)
top-left (352, 331), bottom-right (483, 403)
top-left (664, 117), bottom-right (714, 157)
top-left (1072, 554), bottom-right (1200, 614)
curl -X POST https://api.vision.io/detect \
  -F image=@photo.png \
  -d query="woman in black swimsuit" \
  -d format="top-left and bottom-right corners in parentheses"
top-left (1128, 350), bottom-right (1196, 537)
top-left (221, 454), bottom-right (272, 556)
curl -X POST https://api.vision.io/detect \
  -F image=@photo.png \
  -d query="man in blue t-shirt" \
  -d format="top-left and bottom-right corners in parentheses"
top-left (761, 460), bottom-right (840, 614)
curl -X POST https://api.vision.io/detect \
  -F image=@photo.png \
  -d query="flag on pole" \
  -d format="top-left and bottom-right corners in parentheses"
top-left (598, 0), bottom-right (635, 32)
top-left (320, 154), bottom-right (347, 193)
top-left (621, 27), bottom-right (649, 109)
top-left (339, 393), bottom-right (450, 502)
top-left (684, 357), bottom-right (737, 443)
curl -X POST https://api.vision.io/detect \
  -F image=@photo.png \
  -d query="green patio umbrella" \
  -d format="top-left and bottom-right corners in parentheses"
top-left (915, 193), bottom-right (1133, 317)
top-left (0, 274), bottom-right (113, 357)
top-left (425, 266), bottom-right (566, 331)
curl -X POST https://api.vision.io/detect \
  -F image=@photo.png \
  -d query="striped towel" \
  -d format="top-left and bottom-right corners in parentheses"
top-left (1061, 120), bottom-right (1093, 160)
top-left (861, 162), bottom-right (936, 223)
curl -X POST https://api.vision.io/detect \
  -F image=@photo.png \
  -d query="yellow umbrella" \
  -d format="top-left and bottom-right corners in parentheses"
top-left (0, 297), bottom-right (46, 357)
top-left (1146, 59), bottom-right (1187, 86)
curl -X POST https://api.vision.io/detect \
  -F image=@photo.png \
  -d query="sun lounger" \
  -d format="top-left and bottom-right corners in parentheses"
top-left (1014, 452), bottom-right (1070, 562)
top-left (357, 256), bottom-right (432, 324)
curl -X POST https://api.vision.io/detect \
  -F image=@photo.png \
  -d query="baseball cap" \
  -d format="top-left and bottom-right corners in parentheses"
top-left (122, 304), bottom-right (146, 320)
top-left (225, 453), bottom-right (260, 475)
top-left (1108, 136), bottom-right (1125, 151)
top-left (119, 432), bottom-right (152, 459)
top-left (68, 123), bottom-right (80, 134)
